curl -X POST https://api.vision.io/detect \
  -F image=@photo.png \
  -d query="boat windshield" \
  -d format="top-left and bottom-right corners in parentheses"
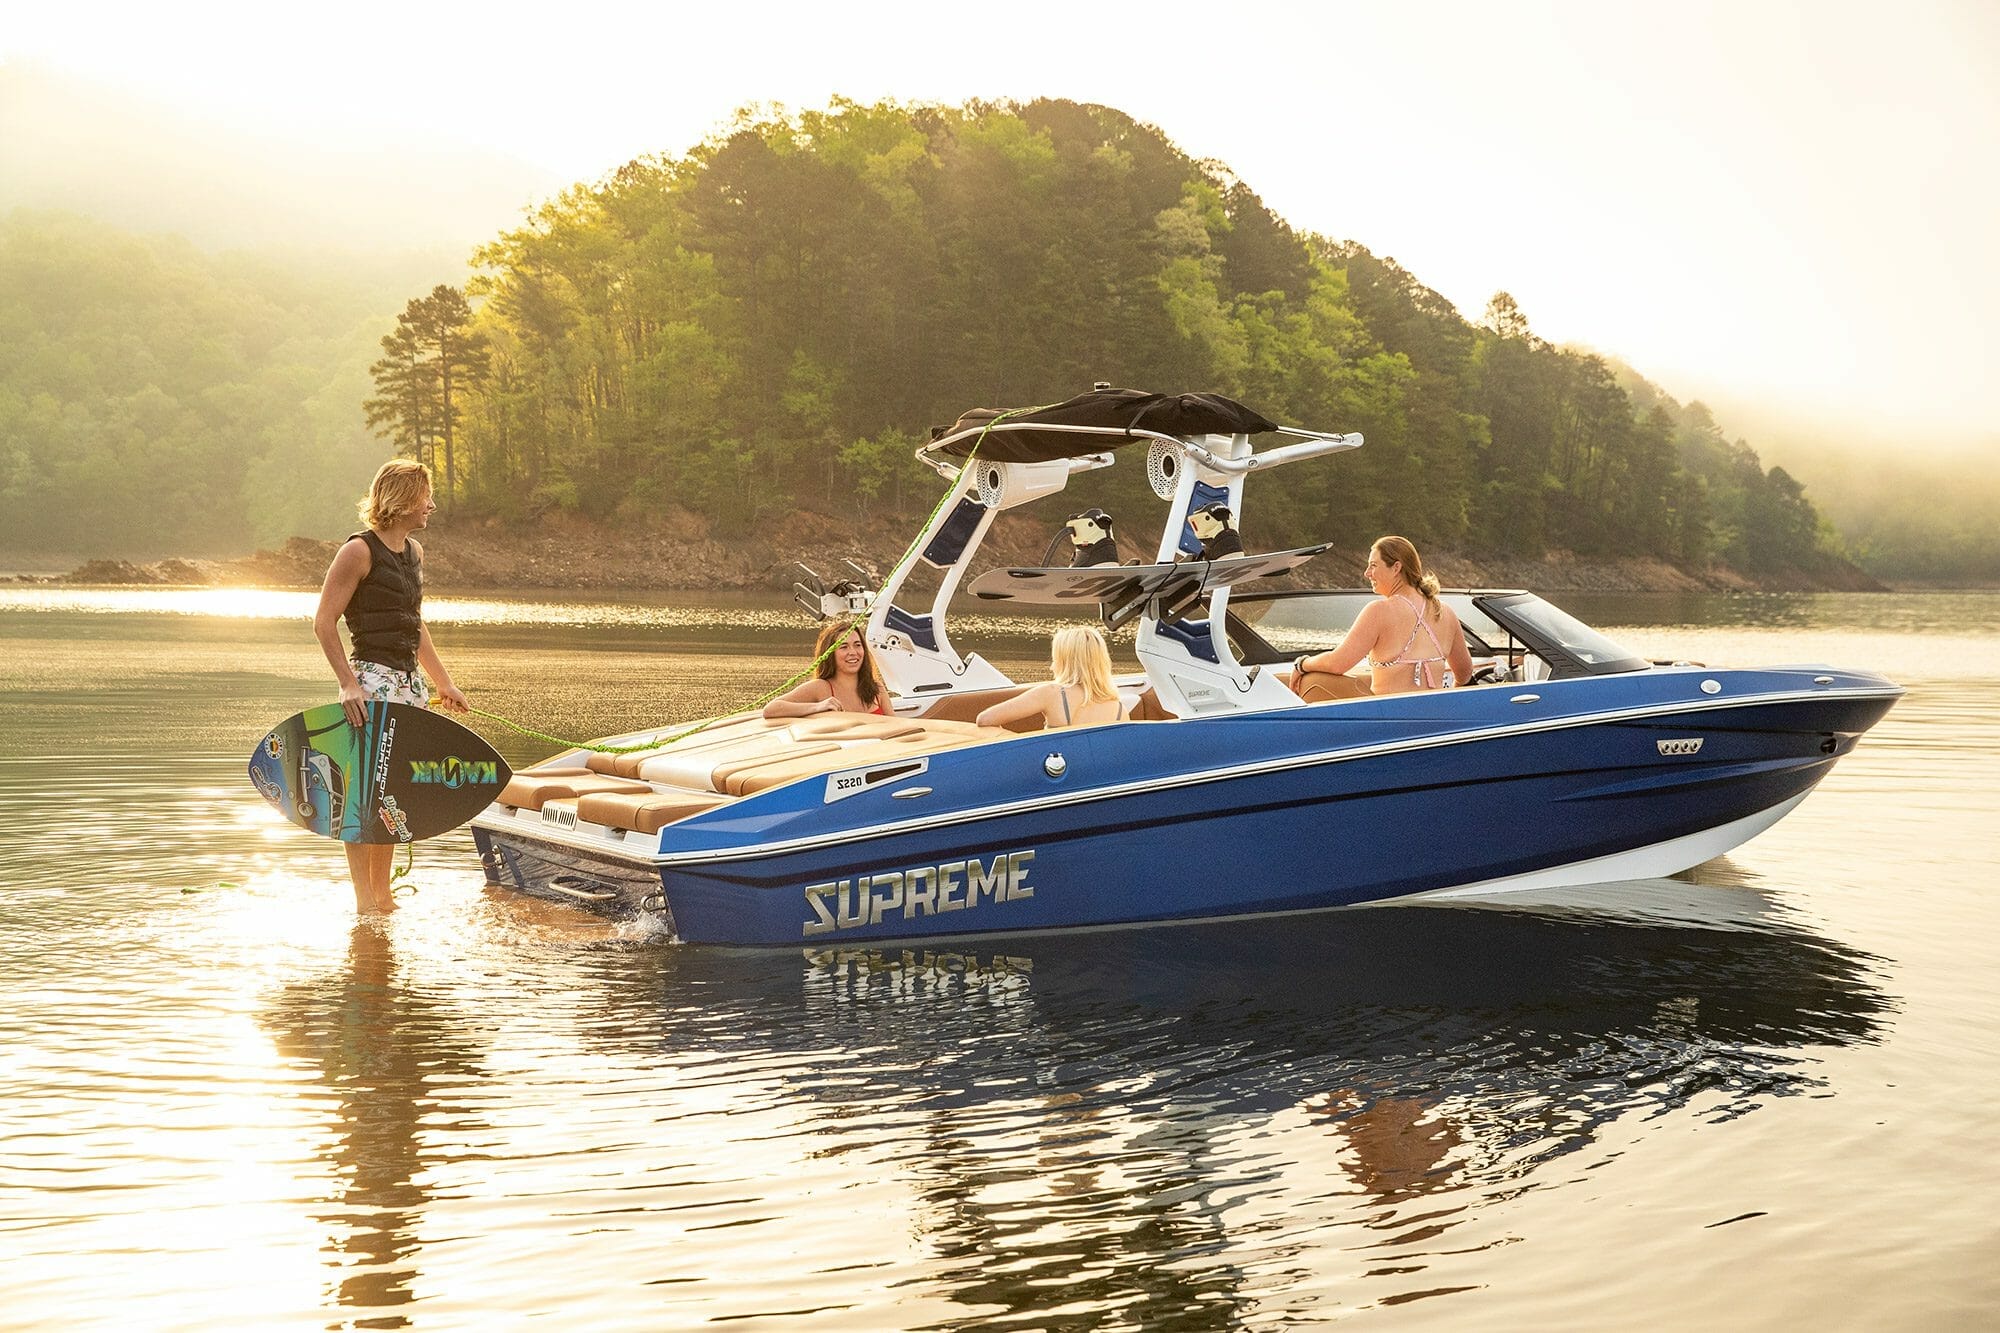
top-left (1226, 588), bottom-right (1650, 676)
top-left (1230, 591), bottom-right (1513, 657)
top-left (1483, 594), bottom-right (1648, 672)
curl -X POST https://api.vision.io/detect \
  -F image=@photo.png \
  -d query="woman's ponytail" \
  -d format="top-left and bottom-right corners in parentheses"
top-left (1376, 535), bottom-right (1442, 616)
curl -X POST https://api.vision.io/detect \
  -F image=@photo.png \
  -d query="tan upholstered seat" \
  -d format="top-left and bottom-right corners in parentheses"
top-left (904, 717), bottom-right (1006, 738)
top-left (632, 727), bottom-right (809, 789)
top-left (588, 713), bottom-right (923, 778)
top-left (1290, 670), bottom-right (1372, 704)
top-left (786, 713), bottom-right (924, 741)
top-left (575, 788), bottom-right (730, 834)
top-left (499, 770), bottom-right (653, 811)
top-left (911, 684), bottom-right (1037, 725)
top-left (724, 731), bottom-right (978, 796)
top-left (584, 714), bottom-right (784, 777)
top-left (708, 741), bottom-right (846, 796)
top-left (579, 713), bottom-right (1017, 798)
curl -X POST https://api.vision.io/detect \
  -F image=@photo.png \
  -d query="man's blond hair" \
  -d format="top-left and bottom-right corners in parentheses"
top-left (359, 460), bottom-right (432, 529)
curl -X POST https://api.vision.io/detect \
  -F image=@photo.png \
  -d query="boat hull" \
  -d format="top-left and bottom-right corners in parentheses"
top-left (473, 669), bottom-right (1899, 946)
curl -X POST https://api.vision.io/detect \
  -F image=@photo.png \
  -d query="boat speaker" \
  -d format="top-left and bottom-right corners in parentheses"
top-left (976, 462), bottom-right (1008, 507)
top-left (1146, 441), bottom-right (1180, 499)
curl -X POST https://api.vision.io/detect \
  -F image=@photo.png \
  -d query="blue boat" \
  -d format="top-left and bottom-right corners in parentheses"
top-left (471, 388), bottom-right (1901, 945)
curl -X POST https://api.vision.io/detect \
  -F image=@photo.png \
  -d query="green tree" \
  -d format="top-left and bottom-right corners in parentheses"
top-left (363, 324), bottom-right (432, 465)
top-left (363, 285), bottom-right (489, 503)
top-left (0, 212), bottom-right (394, 556)
top-left (1470, 294), bottom-right (1559, 552)
top-left (419, 285), bottom-right (489, 502)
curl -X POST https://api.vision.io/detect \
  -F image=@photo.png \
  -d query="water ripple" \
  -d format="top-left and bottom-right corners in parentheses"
top-left (5, 590), bottom-right (1991, 1328)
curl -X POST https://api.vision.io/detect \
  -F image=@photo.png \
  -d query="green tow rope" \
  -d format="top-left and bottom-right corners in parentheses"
top-left (448, 402), bottom-right (1044, 758)
top-left (391, 839), bottom-right (417, 896)
top-left (454, 651), bottom-right (847, 756)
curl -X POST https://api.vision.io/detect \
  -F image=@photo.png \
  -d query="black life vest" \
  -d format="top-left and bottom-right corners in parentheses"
top-left (343, 530), bottom-right (423, 672)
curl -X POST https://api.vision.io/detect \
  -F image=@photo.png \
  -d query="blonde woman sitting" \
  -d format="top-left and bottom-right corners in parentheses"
top-left (976, 625), bottom-right (1129, 731)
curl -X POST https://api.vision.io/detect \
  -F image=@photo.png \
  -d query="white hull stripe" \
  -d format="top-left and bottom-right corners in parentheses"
top-left (1408, 791), bottom-right (1811, 899)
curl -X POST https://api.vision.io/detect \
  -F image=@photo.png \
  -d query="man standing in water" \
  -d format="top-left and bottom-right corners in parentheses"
top-left (313, 460), bottom-right (470, 912)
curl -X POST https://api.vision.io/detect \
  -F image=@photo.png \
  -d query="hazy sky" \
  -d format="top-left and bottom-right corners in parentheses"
top-left (6, 0), bottom-right (1996, 448)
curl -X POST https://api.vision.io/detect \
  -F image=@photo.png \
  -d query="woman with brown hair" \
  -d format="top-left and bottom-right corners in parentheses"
top-left (1294, 535), bottom-right (1473, 695)
top-left (763, 622), bottom-right (889, 717)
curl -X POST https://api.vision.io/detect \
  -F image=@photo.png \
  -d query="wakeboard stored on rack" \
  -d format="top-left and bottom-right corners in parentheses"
top-left (965, 544), bottom-right (1331, 628)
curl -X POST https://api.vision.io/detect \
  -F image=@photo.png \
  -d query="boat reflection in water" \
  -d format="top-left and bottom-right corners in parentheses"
top-left (661, 882), bottom-right (1887, 1124)
top-left (254, 878), bottom-right (1887, 1323)
top-left (620, 880), bottom-right (1888, 1314)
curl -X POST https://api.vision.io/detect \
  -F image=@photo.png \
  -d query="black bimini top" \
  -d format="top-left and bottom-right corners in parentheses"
top-left (929, 387), bottom-right (1281, 463)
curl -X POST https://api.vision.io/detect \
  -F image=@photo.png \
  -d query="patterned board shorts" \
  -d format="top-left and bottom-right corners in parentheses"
top-left (351, 659), bottom-right (429, 708)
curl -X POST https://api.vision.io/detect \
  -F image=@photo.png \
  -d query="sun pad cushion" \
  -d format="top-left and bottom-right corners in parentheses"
top-left (575, 789), bottom-right (730, 834)
top-left (724, 732), bottom-right (979, 797)
top-left (584, 714), bottom-right (786, 777)
top-left (786, 714), bottom-right (924, 741)
top-left (499, 771), bottom-right (653, 811)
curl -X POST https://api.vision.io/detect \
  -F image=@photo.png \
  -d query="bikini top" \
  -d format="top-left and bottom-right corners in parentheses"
top-left (1370, 593), bottom-right (1454, 689)
top-left (1057, 684), bottom-right (1127, 727)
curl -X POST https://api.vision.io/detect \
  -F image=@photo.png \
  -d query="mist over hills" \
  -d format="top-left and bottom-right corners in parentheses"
top-left (0, 63), bottom-right (560, 260)
top-left (0, 69), bottom-right (1988, 583)
top-left (0, 63), bottom-right (567, 564)
top-left (1591, 358), bottom-right (1996, 584)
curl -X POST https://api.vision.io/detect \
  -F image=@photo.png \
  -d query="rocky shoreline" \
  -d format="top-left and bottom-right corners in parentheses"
top-left (10, 508), bottom-right (1889, 595)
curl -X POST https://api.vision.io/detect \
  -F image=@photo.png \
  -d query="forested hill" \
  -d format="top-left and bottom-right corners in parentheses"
top-left (0, 99), bottom-right (1916, 581)
top-left (415, 98), bottom-right (1845, 579)
top-left (0, 212), bottom-right (418, 556)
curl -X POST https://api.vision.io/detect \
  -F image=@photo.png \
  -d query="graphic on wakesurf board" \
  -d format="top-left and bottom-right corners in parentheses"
top-left (249, 701), bottom-right (512, 843)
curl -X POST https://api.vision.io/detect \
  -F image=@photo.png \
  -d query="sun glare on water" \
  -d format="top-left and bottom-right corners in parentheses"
top-left (0, 586), bottom-right (811, 632)
top-left (0, 587), bottom-right (322, 619)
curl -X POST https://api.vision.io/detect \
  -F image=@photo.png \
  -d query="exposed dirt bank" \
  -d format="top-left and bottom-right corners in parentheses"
top-left (14, 508), bottom-right (1888, 595)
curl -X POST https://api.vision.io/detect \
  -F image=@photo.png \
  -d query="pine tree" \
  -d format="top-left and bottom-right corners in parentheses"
top-left (363, 324), bottom-right (433, 468)
top-left (362, 286), bottom-right (490, 503)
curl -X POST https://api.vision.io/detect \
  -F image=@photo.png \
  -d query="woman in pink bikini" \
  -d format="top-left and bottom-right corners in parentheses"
top-left (1293, 535), bottom-right (1473, 695)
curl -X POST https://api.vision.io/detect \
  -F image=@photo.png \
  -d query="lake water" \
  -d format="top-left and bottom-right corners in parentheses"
top-left (2, 586), bottom-right (1996, 1329)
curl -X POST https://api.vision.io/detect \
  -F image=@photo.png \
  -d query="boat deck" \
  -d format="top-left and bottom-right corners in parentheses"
top-left (490, 670), bottom-right (1372, 839)
top-left (495, 711), bottom-right (1021, 836)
